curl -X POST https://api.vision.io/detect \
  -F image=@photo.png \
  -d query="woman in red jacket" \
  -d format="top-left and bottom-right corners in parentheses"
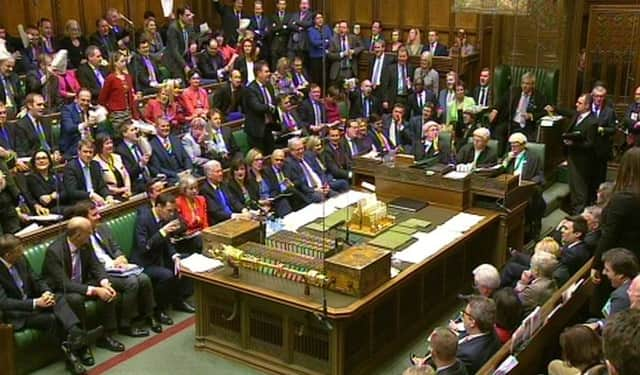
top-left (175, 174), bottom-right (209, 254)
top-left (143, 82), bottom-right (184, 132)
top-left (99, 50), bottom-right (140, 135)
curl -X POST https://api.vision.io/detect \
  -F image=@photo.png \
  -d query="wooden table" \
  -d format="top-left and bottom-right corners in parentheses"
top-left (184, 206), bottom-right (500, 375)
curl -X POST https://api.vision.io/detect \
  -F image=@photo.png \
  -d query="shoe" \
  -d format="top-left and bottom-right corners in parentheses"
top-left (61, 343), bottom-right (87, 375)
top-left (66, 326), bottom-right (87, 351)
top-left (76, 347), bottom-right (94, 367)
top-left (155, 310), bottom-right (174, 325)
top-left (119, 326), bottom-right (150, 337)
top-left (96, 335), bottom-right (125, 352)
top-left (173, 300), bottom-right (196, 313)
top-left (148, 316), bottom-right (163, 333)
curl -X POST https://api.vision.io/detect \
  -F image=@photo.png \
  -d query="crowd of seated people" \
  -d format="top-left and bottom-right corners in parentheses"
top-left (1, 2), bottom-right (640, 374)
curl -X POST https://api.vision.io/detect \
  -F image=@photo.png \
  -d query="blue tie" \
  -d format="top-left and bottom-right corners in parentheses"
top-left (82, 163), bottom-right (94, 193)
top-left (8, 266), bottom-right (26, 299)
top-left (217, 187), bottom-right (232, 215)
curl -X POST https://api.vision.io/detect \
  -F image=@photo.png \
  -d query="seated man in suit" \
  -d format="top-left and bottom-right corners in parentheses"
top-left (383, 104), bottom-right (413, 151)
top-left (63, 138), bottom-right (112, 206)
top-left (197, 38), bottom-right (230, 84)
top-left (0, 102), bottom-right (25, 170)
top-left (553, 215), bottom-right (591, 286)
top-left (304, 135), bottom-right (349, 193)
top-left (205, 108), bottom-right (239, 169)
top-left (260, 148), bottom-right (295, 217)
top-left (25, 54), bottom-right (62, 111)
top-left (72, 201), bottom-right (162, 336)
top-left (0, 234), bottom-right (89, 374)
top-left (324, 126), bottom-right (354, 183)
top-left (501, 132), bottom-right (546, 240)
top-left (276, 94), bottom-right (307, 148)
top-left (299, 83), bottom-right (335, 135)
top-left (412, 121), bottom-right (451, 164)
top-left (148, 117), bottom-right (193, 182)
top-left (412, 327), bottom-right (468, 375)
top-left (200, 160), bottom-right (248, 224)
top-left (131, 193), bottom-right (194, 325)
top-left (89, 19), bottom-right (118, 60)
top-left (407, 78), bottom-right (437, 119)
top-left (345, 119), bottom-right (370, 157)
top-left (408, 103), bottom-right (437, 146)
top-left (291, 56), bottom-right (312, 94)
top-left (456, 127), bottom-right (497, 169)
top-left (211, 69), bottom-right (244, 120)
top-left (284, 137), bottom-right (336, 208)
top-left (76, 45), bottom-right (108, 102)
top-left (42, 217), bottom-right (125, 354)
top-left (349, 79), bottom-right (381, 119)
top-left (115, 121), bottom-right (151, 194)
top-left (129, 37), bottom-right (161, 96)
top-left (368, 114), bottom-right (396, 154)
top-left (60, 89), bottom-right (97, 160)
top-left (0, 56), bottom-right (25, 119)
top-left (456, 295), bottom-right (501, 374)
top-left (15, 93), bottom-right (62, 162)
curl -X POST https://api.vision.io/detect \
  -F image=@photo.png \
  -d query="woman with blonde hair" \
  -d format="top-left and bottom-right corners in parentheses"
top-left (140, 17), bottom-right (165, 61)
top-left (500, 236), bottom-right (561, 288)
top-left (413, 51), bottom-right (439, 94)
top-left (143, 81), bottom-right (184, 132)
top-left (405, 28), bottom-right (423, 57)
top-left (58, 19), bottom-right (88, 69)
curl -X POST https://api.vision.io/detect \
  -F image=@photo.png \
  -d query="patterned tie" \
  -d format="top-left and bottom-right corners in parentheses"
top-left (35, 121), bottom-right (51, 151)
top-left (1, 76), bottom-right (14, 108)
top-left (163, 138), bottom-right (173, 154)
top-left (8, 266), bottom-right (26, 299)
top-left (71, 251), bottom-right (82, 283)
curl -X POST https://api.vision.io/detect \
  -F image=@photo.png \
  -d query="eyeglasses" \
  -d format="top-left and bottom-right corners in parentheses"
top-left (460, 309), bottom-right (475, 320)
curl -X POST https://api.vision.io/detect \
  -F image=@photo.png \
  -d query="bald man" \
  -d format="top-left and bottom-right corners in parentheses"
top-left (43, 217), bottom-right (125, 357)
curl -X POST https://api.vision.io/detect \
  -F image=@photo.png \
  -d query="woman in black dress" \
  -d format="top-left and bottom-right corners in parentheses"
top-left (26, 149), bottom-right (68, 215)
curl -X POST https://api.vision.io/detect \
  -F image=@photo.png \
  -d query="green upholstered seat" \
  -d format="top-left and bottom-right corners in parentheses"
top-left (527, 142), bottom-right (546, 168)
top-left (23, 239), bottom-right (54, 275)
top-left (493, 64), bottom-right (559, 105)
top-left (465, 137), bottom-right (500, 157)
top-left (232, 129), bottom-right (250, 155)
top-left (103, 210), bottom-right (138, 257)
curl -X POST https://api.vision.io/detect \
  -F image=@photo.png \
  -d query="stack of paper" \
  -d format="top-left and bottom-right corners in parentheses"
top-left (180, 254), bottom-right (224, 273)
top-left (280, 191), bottom-right (372, 231)
top-left (439, 212), bottom-right (484, 233)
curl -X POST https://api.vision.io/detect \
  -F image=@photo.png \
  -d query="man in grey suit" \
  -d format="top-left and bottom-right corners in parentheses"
top-left (163, 6), bottom-right (195, 81)
top-left (327, 20), bottom-right (363, 85)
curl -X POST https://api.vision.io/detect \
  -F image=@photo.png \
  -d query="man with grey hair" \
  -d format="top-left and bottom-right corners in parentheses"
top-left (456, 127), bottom-right (498, 169)
top-left (457, 295), bottom-right (501, 374)
top-left (515, 251), bottom-right (558, 314)
top-left (284, 137), bottom-right (335, 208)
top-left (0, 54), bottom-right (22, 118)
top-left (261, 148), bottom-right (294, 216)
top-left (200, 160), bottom-right (247, 224)
top-left (582, 205), bottom-right (602, 254)
top-left (472, 263), bottom-right (501, 298)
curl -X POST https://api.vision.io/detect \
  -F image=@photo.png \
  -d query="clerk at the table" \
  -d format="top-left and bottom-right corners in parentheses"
top-left (456, 127), bottom-right (497, 169)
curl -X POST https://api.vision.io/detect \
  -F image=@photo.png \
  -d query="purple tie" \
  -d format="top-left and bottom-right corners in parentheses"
top-left (94, 68), bottom-right (105, 87)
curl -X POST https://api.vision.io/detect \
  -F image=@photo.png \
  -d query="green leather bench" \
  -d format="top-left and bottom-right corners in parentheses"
top-left (4, 210), bottom-right (138, 375)
top-left (493, 64), bottom-right (559, 105)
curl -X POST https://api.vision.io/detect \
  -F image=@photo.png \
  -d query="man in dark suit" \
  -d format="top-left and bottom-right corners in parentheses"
top-left (270, 0), bottom-right (293, 69)
top-left (299, 84), bottom-right (328, 134)
top-left (60, 89), bottom-right (95, 160)
top-left (42, 217), bottom-right (125, 353)
top-left (261, 149), bottom-right (294, 217)
top-left (284, 137), bottom-right (334, 208)
top-left (213, 0), bottom-right (246, 46)
top-left (15, 93), bottom-right (61, 162)
top-left (243, 61), bottom-right (278, 154)
top-left (291, 56), bottom-right (312, 93)
top-left (248, 1), bottom-right (271, 61)
top-left (591, 85), bottom-right (617, 200)
top-left (206, 108), bottom-right (241, 168)
top-left (363, 20), bottom-right (385, 52)
top-left (212, 70), bottom-right (245, 118)
top-left (416, 327), bottom-right (468, 375)
top-left (72, 201), bottom-right (162, 336)
top-left (327, 20), bottom-right (363, 84)
top-left (76, 46), bottom-right (108, 102)
top-left (323, 126), bottom-right (353, 182)
top-left (383, 104), bottom-right (413, 150)
top-left (63, 139), bottom-right (112, 206)
top-left (456, 296), bottom-right (501, 374)
top-left (89, 19), bottom-right (117, 59)
top-left (148, 117), bottom-right (193, 182)
top-left (489, 72), bottom-right (548, 156)
top-left (423, 30), bottom-right (448, 56)
top-left (115, 122), bottom-right (151, 194)
top-left (407, 78), bottom-right (437, 119)
top-left (200, 160), bottom-right (246, 224)
top-left (25, 54), bottom-right (62, 110)
top-left (472, 68), bottom-right (493, 108)
top-left (131, 193), bottom-right (195, 324)
top-left (0, 57), bottom-right (24, 119)
top-left (408, 103), bottom-right (436, 145)
top-left (0, 234), bottom-right (87, 374)
top-left (368, 40), bottom-right (394, 99)
top-left (349, 80), bottom-right (381, 119)
top-left (164, 6), bottom-right (195, 81)
top-left (197, 39), bottom-right (229, 83)
top-left (0, 102), bottom-right (22, 169)
top-left (129, 38), bottom-right (162, 96)
top-left (553, 215), bottom-right (591, 286)
top-left (456, 127), bottom-right (498, 168)
top-left (381, 46), bottom-right (414, 111)
top-left (287, 0), bottom-right (314, 60)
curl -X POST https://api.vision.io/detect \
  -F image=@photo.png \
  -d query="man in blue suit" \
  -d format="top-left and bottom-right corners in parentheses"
top-left (200, 160), bottom-right (246, 224)
top-left (456, 296), bottom-right (501, 374)
top-left (284, 137), bottom-right (336, 208)
top-left (60, 89), bottom-right (96, 160)
top-left (131, 193), bottom-right (194, 324)
top-left (148, 117), bottom-right (193, 182)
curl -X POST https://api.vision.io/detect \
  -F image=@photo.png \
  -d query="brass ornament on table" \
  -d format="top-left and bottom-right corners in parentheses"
top-left (347, 195), bottom-right (395, 236)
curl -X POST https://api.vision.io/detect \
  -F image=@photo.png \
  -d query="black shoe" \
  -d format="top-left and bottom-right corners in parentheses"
top-left (148, 316), bottom-right (163, 333)
top-left (119, 326), bottom-right (150, 337)
top-left (61, 343), bottom-right (87, 375)
top-left (155, 310), bottom-right (174, 325)
top-left (96, 335), bottom-right (125, 352)
top-left (76, 347), bottom-right (94, 367)
top-left (66, 326), bottom-right (87, 351)
top-left (173, 301), bottom-right (196, 313)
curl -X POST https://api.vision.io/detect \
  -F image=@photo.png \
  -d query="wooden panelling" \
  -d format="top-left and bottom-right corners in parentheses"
top-left (378, 0), bottom-right (400, 25)
top-left (28, 0), bottom-right (55, 25)
top-left (403, 0), bottom-right (426, 28)
top-left (429, 0), bottom-right (451, 29)
top-left (353, 0), bottom-right (373, 25)
top-left (326, 0), bottom-right (351, 22)
top-left (56, 0), bottom-right (82, 31)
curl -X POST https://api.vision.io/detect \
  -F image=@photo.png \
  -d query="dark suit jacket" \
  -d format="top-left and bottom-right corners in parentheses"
top-left (436, 359), bottom-right (468, 375)
top-left (270, 12), bottom-right (293, 53)
top-left (63, 158), bottom-right (110, 202)
top-left (76, 63), bottom-right (109, 101)
top-left (456, 144), bottom-right (498, 167)
top-left (503, 149), bottom-right (545, 185)
top-left (15, 115), bottom-right (55, 157)
top-left (115, 140), bottom-right (148, 192)
top-left (0, 257), bottom-right (51, 329)
top-left (457, 331), bottom-right (501, 374)
top-left (367, 53), bottom-right (395, 83)
top-left (233, 56), bottom-right (254, 85)
top-left (381, 63), bottom-right (415, 106)
top-left (131, 205), bottom-right (177, 268)
top-left (200, 180), bottom-right (243, 224)
top-left (592, 103), bottom-right (617, 159)
top-left (89, 32), bottom-right (117, 59)
top-left (248, 14), bottom-right (272, 43)
top-left (213, 2), bottom-right (246, 45)
top-left (60, 103), bottom-right (86, 160)
top-left (25, 70), bottom-right (62, 109)
top-left (148, 135), bottom-right (193, 181)
top-left (496, 88), bottom-right (548, 137)
top-left (553, 241), bottom-right (591, 286)
top-left (407, 89), bottom-right (437, 118)
top-left (129, 54), bottom-right (162, 95)
top-left (283, 156), bottom-right (317, 204)
top-left (291, 70), bottom-right (312, 89)
top-left (42, 235), bottom-right (109, 295)
top-left (287, 9), bottom-right (314, 52)
top-left (323, 142), bottom-right (352, 180)
top-left (298, 99), bottom-right (327, 129)
top-left (422, 42), bottom-right (448, 56)
top-left (164, 21), bottom-right (194, 78)
top-left (211, 82), bottom-right (244, 115)
top-left (243, 80), bottom-right (277, 138)
top-left (565, 112), bottom-right (598, 173)
top-left (94, 224), bottom-right (125, 260)
top-left (349, 91), bottom-right (381, 119)
top-left (327, 34), bottom-right (363, 81)
top-left (382, 115), bottom-right (413, 149)
top-left (593, 191), bottom-right (640, 270)
top-left (226, 178), bottom-right (259, 209)
top-left (0, 123), bottom-right (16, 154)
top-left (412, 137), bottom-right (451, 164)
top-left (472, 84), bottom-right (493, 107)
top-left (198, 52), bottom-right (226, 82)
top-left (25, 172), bottom-right (67, 209)
top-left (0, 73), bottom-right (23, 109)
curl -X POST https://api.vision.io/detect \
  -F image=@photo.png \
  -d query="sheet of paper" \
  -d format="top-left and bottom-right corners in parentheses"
top-left (493, 355), bottom-right (519, 375)
top-left (443, 171), bottom-right (469, 180)
top-left (15, 223), bottom-right (41, 237)
top-left (26, 214), bottom-right (64, 222)
top-left (180, 253), bottom-right (224, 273)
top-left (439, 212), bottom-right (484, 233)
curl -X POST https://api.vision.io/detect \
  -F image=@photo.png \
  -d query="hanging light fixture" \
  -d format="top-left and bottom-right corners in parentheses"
top-left (452, 0), bottom-right (531, 16)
